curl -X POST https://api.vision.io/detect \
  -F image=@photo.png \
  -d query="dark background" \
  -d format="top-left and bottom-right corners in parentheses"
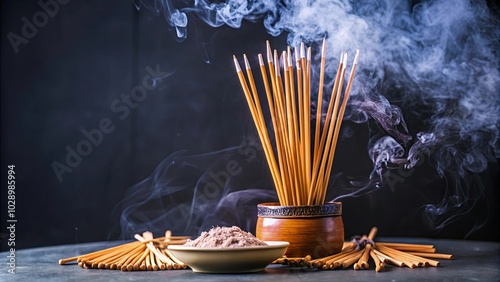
top-left (1, 0), bottom-right (499, 250)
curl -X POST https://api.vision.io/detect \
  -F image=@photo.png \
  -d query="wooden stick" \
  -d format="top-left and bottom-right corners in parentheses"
top-left (265, 43), bottom-right (285, 161)
top-left (159, 249), bottom-right (176, 269)
top-left (310, 42), bottom-right (330, 205)
top-left (155, 252), bottom-right (166, 270)
top-left (309, 249), bottom-right (348, 268)
top-left (145, 250), bottom-right (152, 270)
top-left (277, 255), bottom-right (311, 267)
top-left (372, 248), bottom-right (404, 267)
top-left (308, 245), bottom-right (356, 268)
top-left (369, 249), bottom-right (384, 272)
top-left (149, 250), bottom-right (159, 271)
top-left (368, 227), bottom-right (378, 239)
top-left (120, 247), bottom-right (141, 271)
top-left (326, 249), bottom-right (360, 269)
top-left (342, 241), bottom-right (357, 251)
top-left (132, 246), bottom-right (150, 270)
top-left (356, 227), bottom-right (378, 270)
top-left (309, 52), bottom-right (347, 205)
top-left (245, 53), bottom-right (288, 204)
top-left (377, 245), bottom-right (421, 267)
top-left (91, 242), bottom-right (144, 269)
top-left (376, 245), bottom-right (419, 268)
top-left (287, 47), bottom-right (305, 203)
top-left (282, 50), bottom-right (298, 205)
top-left (258, 53), bottom-right (286, 203)
top-left (320, 51), bottom-right (358, 202)
top-left (106, 252), bottom-right (127, 269)
top-left (59, 241), bottom-right (140, 264)
top-left (310, 52), bottom-right (344, 202)
top-left (341, 249), bottom-right (364, 268)
top-left (320, 53), bottom-right (357, 201)
top-left (125, 245), bottom-right (146, 271)
top-left (99, 250), bottom-right (130, 269)
top-left (378, 246), bottom-right (441, 267)
top-left (376, 242), bottom-right (436, 252)
top-left (278, 49), bottom-right (297, 205)
top-left (164, 248), bottom-right (187, 269)
top-left (83, 244), bottom-right (134, 267)
top-left (234, 55), bottom-right (284, 204)
top-left (115, 244), bottom-right (142, 270)
top-left (273, 49), bottom-right (293, 205)
top-left (313, 38), bottom-right (327, 176)
top-left (407, 252), bottom-right (453, 259)
top-left (233, 41), bottom-right (361, 206)
top-left (135, 234), bottom-right (179, 268)
top-left (294, 47), bottom-right (307, 202)
top-left (138, 248), bottom-right (150, 270)
top-left (381, 246), bottom-right (432, 267)
top-left (287, 48), bottom-right (303, 205)
top-left (301, 43), bottom-right (312, 202)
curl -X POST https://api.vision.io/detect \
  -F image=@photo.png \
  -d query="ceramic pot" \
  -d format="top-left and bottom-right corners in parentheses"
top-left (256, 202), bottom-right (344, 258)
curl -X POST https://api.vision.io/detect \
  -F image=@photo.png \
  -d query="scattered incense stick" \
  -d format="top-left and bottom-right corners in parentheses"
top-left (59, 230), bottom-right (189, 271)
top-left (278, 227), bottom-right (453, 272)
top-left (273, 255), bottom-right (312, 267)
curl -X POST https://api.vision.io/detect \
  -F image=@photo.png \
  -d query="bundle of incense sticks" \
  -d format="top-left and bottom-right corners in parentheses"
top-left (233, 39), bottom-right (359, 206)
top-left (59, 230), bottom-right (189, 271)
top-left (274, 227), bottom-right (453, 272)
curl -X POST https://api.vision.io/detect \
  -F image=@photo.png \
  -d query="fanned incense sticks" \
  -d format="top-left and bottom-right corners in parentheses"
top-left (275, 227), bottom-right (453, 272)
top-left (58, 230), bottom-right (189, 271)
top-left (234, 39), bottom-right (359, 206)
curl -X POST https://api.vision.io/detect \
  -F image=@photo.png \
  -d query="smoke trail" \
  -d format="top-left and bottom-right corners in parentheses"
top-left (129, 0), bottom-right (499, 236)
top-left (116, 141), bottom-right (278, 238)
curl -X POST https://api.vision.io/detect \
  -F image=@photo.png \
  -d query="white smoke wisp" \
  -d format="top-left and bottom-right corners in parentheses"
top-left (116, 146), bottom-right (278, 238)
top-left (131, 0), bottom-right (499, 235)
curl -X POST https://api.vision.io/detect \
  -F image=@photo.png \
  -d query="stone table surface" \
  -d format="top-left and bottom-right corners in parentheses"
top-left (1, 237), bottom-right (499, 281)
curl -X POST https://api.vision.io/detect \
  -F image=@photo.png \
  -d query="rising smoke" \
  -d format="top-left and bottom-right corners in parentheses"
top-left (122, 0), bottom-right (499, 238)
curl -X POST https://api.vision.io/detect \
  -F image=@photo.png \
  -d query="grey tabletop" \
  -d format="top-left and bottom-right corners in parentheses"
top-left (1, 237), bottom-right (499, 282)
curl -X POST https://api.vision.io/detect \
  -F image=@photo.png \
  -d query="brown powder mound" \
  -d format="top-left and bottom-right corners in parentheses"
top-left (183, 226), bottom-right (268, 248)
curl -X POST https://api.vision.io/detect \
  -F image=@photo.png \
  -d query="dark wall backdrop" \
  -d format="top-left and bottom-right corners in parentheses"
top-left (1, 0), bottom-right (499, 250)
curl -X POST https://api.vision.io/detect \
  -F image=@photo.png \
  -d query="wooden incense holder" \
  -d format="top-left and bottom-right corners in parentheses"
top-left (256, 202), bottom-right (344, 258)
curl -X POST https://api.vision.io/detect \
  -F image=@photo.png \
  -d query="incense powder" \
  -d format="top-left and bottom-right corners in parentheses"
top-left (183, 226), bottom-right (267, 248)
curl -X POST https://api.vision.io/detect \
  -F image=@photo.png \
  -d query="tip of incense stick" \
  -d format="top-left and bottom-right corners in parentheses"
top-left (143, 231), bottom-right (153, 240)
top-left (266, 41), bottom-right (273, 63)
top-left (243, 54), bottom-right (251, 70)
top-left (343, 52), bottom-right (347, 69)
top-left (353, 49), bottom-right (360, 65)
top-left (300, 42), bottom-right (305, 58)
top-left (294, 47), bottom-right (301, 69)
top-left (287, 50), bottom-right (293, 67)
top-left (258, 54), bottom-right (265, 66)
top-left (321, 38), bottom-right (326, 58)
top-left (368, 226), bottom-right (378, 240)
top-left (282, 51), bottom-right (288, 68)
top-left (233, 55), bottom-right (242, 72)
top-left (307, 47), bottom-right (311, 61)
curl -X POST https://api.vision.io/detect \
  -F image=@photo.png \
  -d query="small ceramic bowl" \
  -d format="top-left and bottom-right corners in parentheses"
top-left (167, 241), bottom-right (289, 273)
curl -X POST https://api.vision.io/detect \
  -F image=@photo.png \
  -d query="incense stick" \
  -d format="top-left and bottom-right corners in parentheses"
top-left (234, 40), bottom-right (360, 206)
top-left (234, 56), bottom-right (286, 204)
top-left (280, 226), bottom-right (453, 271)
top-left (59, 230), bottom-right (188, 271)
